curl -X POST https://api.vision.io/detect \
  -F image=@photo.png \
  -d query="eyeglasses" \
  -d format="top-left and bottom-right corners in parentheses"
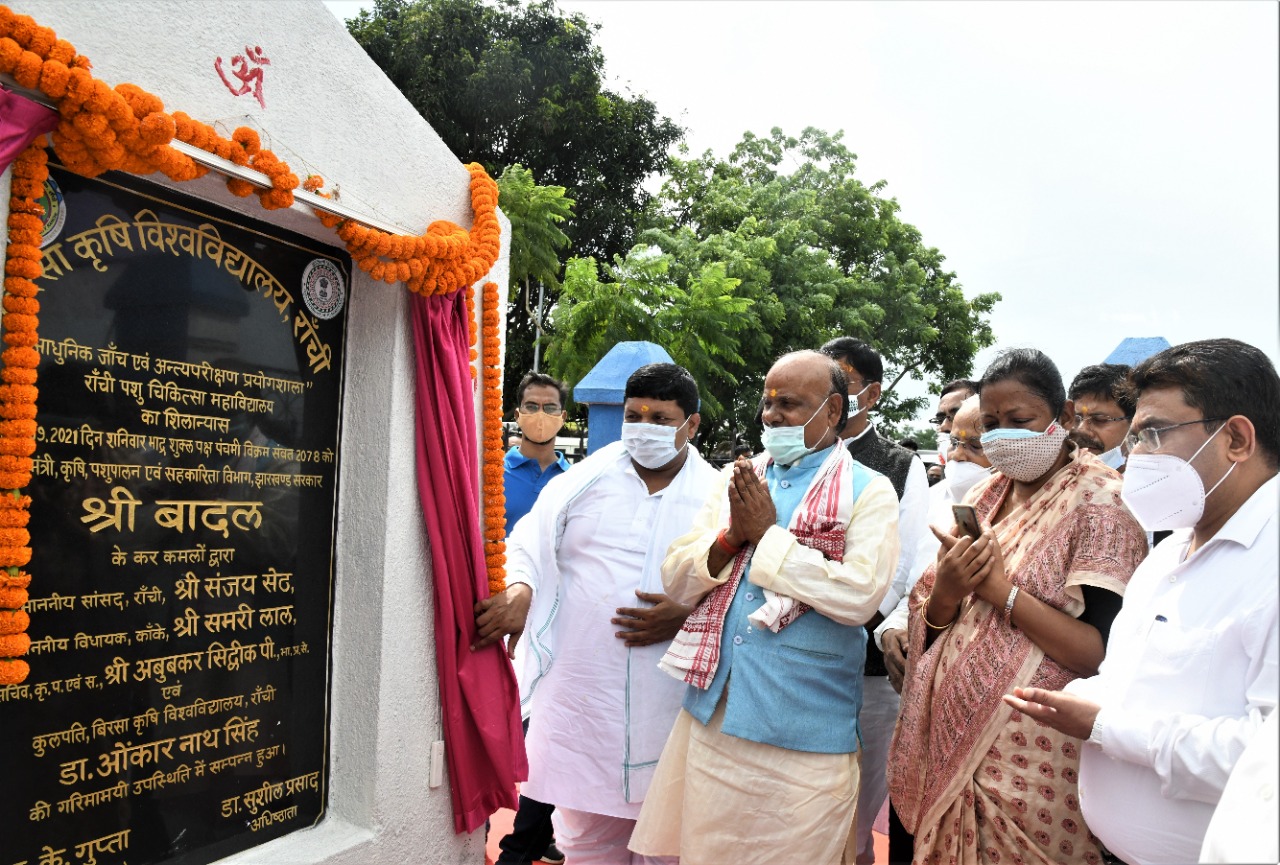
top-left (519, 402), bottom-right (564, 416)
top-left (1122, 417), bottom-right (1227, 454)
top-left (948, 435), bottom-right (984, 455)
top-left (929, 407), bottom-right (960, 426)
top-left (1074, 413), bottom-right (1129, 427)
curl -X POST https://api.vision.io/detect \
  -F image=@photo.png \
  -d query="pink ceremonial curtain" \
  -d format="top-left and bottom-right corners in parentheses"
top-left (0, 88), bottom-right (57, 174)
top-left (410, 289), bottom-right (526, 834)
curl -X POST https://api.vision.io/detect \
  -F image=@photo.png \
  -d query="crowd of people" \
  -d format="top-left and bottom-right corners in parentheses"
top-left (474, 336), bottom-right (1278, 865)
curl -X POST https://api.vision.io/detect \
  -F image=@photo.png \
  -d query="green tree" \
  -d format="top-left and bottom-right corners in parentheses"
top-left (908, 426), bottom-right (939, 450)
top-left (347, 0), bottom-right (681, 263)
top-left (638, 127), bottom-right (1000, 446)
top-left (544, 246), bottom-right (755, 417)
top-left (495, 164), bottom-right (573, 406)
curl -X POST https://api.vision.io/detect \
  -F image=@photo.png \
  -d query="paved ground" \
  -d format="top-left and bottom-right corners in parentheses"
top-left (484, 802), bottom-right (890, 863)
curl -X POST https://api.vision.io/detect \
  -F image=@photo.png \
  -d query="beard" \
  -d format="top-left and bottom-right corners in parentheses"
top-left (1067, 430), bottom-right (1105, 453)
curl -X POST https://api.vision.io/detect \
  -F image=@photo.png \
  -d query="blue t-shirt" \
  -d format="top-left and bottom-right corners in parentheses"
top-left (503, 446), bottom-right (572, 534)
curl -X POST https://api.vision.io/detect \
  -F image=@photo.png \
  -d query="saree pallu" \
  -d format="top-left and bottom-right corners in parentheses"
top-left (888, 451), bottom-right (1147, 865)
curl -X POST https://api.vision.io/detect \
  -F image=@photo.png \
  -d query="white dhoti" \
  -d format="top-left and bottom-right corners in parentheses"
top-left (629, 698), bottom-right (861, 865)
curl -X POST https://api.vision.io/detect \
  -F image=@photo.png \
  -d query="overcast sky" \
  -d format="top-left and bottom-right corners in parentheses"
top-left (325, 0), bottom-right (1279, 423)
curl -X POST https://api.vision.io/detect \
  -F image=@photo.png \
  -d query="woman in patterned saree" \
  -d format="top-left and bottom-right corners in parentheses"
top-left (888, 349), bottom-right (1148, 865)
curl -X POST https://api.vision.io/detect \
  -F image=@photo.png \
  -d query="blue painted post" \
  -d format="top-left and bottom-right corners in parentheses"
top-left (572, 341), bottom-right (675, 454)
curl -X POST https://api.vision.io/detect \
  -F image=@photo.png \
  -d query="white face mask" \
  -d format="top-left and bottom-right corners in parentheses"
top-left (979, 422), bottom-right (1069, 483)
top-left (622, 418), bottom-right (690, 470)
top-left (761, 399), bottom-right (831, 466)
top-left (944, 459), bottom-right (992, 501)
top-left (847, 383), bottom-right (872, 418)
top-left (1098, 444), bottom-right (1126, 470)
top-left (1121, 423), bottom-right (1235, 531)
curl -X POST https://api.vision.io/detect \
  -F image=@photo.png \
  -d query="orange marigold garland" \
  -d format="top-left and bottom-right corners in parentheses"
top-left (0, 138), bottom-right (45, 685)
top-left (0, 7), bottom-right (501, 298)
top-left (0, 9), bottom-right (512, 661)
top-left (477, 281), bottom-right (505, 595)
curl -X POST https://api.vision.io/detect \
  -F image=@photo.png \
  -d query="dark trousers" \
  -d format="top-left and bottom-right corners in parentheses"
top-left (495, 718), bottom-right (556, 865)
top-left (888, 802), bottom-right (914, 865)
top-left (495, 795), bottom-right (556, 865)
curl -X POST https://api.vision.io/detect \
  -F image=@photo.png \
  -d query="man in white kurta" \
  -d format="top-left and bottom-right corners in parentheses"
top-left (474, 363), bottom-right (720, 865)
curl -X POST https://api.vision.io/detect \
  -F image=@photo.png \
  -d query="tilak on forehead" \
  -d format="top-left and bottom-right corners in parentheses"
top-left (769, 389), bottom-right (777, 397)
top-left (641, 404), bottom-right (649, 412)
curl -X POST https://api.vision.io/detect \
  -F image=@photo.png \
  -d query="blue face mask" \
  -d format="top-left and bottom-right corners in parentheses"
top-left (761, 400), bottom-right (831, 466)
top-left (1098, 445), bottom-right (1126, 470)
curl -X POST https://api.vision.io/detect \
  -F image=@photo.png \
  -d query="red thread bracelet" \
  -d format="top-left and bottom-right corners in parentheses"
top-left (715, 529), bottom-right (744, 556)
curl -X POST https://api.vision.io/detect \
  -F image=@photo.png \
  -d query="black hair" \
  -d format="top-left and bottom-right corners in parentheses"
top-left (624, 363), bottom-right (700, 418)
top-left (515, 371), bottom-right (568, 408)
top-left (978, 348), bottom-right (1066, 418)
top-left (1068, 364), bottom-right (1135, 418)
top-left (1128, 339), bottom-right (1280, 469)
top-left (940, 378), bottom-right (979, 398)
top-left (732, 443), bottom-right (752, 458)
top-left (899, 438), bottom-right (919, 452)
top-left (820, 336), bottom-right (884, 383)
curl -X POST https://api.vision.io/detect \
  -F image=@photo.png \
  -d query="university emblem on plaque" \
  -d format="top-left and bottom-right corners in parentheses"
top-left (301, 258), bottom-right (345, 320)
top-left (36, 176), bottom-right (66, 248)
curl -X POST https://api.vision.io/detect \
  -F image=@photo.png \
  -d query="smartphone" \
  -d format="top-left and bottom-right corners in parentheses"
top-left (952, 504), bottom-right (983, 539)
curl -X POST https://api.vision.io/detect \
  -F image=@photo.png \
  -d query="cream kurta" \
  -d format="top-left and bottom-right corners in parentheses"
top-left (631, 446), bottom-right (899, 865)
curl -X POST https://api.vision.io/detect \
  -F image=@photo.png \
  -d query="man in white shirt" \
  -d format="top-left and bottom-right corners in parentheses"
top-left (1004, 338), bottom-right (1279, 865)
top-left (472, 363), bottom-right (720, 865)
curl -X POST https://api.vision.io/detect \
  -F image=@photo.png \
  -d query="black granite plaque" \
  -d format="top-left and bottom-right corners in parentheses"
top-left (0, 159), bottom-right (349, 865)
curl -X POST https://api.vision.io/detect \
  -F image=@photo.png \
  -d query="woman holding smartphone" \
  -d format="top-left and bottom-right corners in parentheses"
top-left (888, 349), bottom-right (1147, 865)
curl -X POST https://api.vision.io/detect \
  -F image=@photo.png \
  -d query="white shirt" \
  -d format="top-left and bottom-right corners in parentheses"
top-left (874, 471), bottom-right (987, 647)
top-left (516, 457), bottom-right (695, 819)
top-left (1066, 474), bottom-right (1279, 865)
top-left (844, 425), bottom-right (930, 622)
top-left (1199, 708), bottom-right (1279, 863)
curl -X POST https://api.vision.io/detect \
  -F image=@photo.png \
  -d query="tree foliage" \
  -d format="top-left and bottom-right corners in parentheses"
top-left (544, 247), bottom-right (753, 416)
top-left (347, 0), bottom-right (681, 263)
top-left (633, 127), bottom-right (1000, 446)
top-left (495, 164), bottom-right (573, 404)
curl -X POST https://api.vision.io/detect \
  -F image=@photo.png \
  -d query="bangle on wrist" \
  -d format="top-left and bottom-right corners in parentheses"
top-left (1003, 585), bottom-right (1020, 621)
top-left (920, 593), bottom-right (958, 630)
top-left (715, 528), bottom-right (744, 557)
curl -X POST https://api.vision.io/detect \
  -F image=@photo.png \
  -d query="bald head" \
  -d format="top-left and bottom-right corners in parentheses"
top-left (760, 351), bottom-right (848, 457)
top-left (948, 394), bottom-right (991, 468)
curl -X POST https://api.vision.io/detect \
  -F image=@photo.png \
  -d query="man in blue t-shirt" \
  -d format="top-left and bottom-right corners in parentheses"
top-left (496, 371), bottom-right (571, 865)
top-left (504, 372), bottom-right (572, 535)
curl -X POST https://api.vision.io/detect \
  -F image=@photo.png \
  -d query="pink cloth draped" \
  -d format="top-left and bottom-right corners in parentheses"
top-left (410, 289), bottom-right (526, 834)
top-left (0, 88), bottom-right (57, 174)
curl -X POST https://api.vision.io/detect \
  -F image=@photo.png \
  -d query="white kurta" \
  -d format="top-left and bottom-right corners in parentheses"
top-left (511, 445), bottom-right (717, 819)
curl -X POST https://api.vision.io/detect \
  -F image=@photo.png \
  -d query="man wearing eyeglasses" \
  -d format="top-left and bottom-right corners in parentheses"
top-left (504, 373), bottom-right (573, 536)
top-left (1067, 364), bottom-right (1134, 471)
top-left (1004, 338), bottom-right (1279, 865)
top-left (927, 378), bottom-right (980, 437)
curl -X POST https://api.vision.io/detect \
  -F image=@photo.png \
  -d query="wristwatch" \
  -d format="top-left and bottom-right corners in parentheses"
top-left (1088, 712), bottom-right (1104, 747)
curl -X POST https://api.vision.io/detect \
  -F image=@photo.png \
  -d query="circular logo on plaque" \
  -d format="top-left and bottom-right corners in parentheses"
top-left (301, 258), bottom-right (345, 320)
top-left (36, 176), bottom-right (66, 248)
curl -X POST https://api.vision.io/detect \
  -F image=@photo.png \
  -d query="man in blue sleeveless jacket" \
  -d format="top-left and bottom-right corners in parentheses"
top-left (630, 351), bottom-right (900, 865)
